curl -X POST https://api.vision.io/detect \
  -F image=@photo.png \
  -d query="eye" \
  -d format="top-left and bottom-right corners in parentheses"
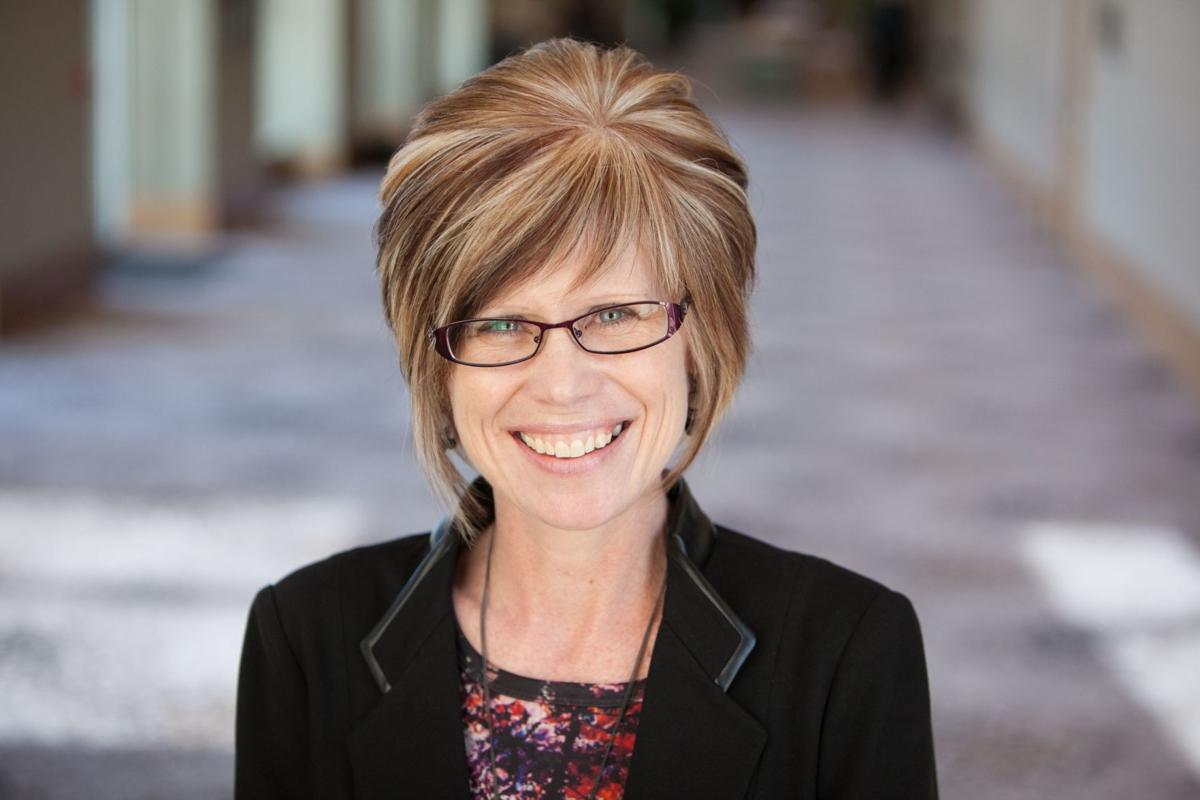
top-left (475, 320), bottom-right (521, 335)
top-left (596, 307), bottom-right (631, 324)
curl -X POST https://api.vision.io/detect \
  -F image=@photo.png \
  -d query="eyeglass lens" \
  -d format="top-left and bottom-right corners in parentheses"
top-left (447, 302), bottom-right (670, 365)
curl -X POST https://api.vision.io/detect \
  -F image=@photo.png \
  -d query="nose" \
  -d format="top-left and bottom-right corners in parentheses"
top-left (525, 324), bottom-right (602, 402)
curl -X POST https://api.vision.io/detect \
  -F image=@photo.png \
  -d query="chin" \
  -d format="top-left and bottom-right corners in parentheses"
top-left (527, 482), bottom-right (631, 530)
top-left (485, 472), bottom-right (645, 534)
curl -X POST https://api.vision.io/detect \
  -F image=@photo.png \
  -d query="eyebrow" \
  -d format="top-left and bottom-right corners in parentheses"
top-left (483, 297), bottom-right (649, 320)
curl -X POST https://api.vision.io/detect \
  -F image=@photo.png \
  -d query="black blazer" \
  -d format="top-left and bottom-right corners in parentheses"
top-left (235, 478), bottom-right (938, 798)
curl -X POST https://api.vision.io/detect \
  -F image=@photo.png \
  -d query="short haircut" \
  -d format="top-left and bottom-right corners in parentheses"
top-left (375, 37), bottom-right (756, 541)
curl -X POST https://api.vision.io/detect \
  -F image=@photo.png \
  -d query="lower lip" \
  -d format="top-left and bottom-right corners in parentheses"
top-left (510, 423), bottom-right (631, 476)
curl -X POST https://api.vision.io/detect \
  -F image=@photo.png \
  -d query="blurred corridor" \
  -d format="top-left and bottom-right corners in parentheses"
top-left (3, 1), bottom-right (1200, 798)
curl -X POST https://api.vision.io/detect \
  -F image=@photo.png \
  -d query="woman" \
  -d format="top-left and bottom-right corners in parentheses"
top-left (236, 38), bottom-right (937, 799)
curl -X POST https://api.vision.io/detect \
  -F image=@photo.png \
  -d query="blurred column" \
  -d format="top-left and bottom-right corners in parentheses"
top-left (256, 0), bottom-right (349, 175)
top-left (435, 0), bottom-right (489, 94)
top-left (127, 0), bottom-right (218, 234)
top-left (92, 0), bottom-right (132, 244)
top-left (351, 0), bottom-right (435, 155)
top-left (348, 0), bottom-right (489, 157)
top-left (92, 0), bottom-right (260, 242)
top-left (0, 1), bottom-right (97, 332)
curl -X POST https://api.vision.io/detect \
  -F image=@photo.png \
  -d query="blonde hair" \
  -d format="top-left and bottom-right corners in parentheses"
top-left (375, 37), bottom-right (756, 542)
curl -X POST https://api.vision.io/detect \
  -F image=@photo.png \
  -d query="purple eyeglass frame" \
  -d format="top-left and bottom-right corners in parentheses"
top-left (429, 299), bottom-right (690, 367)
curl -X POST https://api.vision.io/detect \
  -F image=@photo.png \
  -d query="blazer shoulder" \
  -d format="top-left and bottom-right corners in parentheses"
top-left (261, 531), bottom-right (435, 628)
top-left (712, 524), bottom-right (915, 631)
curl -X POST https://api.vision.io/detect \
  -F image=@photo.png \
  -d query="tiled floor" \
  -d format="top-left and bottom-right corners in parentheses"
top-left (2, 84), bottom-right (1199, 800)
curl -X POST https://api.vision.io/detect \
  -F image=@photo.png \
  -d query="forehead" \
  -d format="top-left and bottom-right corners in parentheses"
top-left (481, 243), bottom-right (664, 311)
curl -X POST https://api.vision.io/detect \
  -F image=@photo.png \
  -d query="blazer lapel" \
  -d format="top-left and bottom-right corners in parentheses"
top-left (348, 517), bottom-right (471, 799)
top-left (348, 477), bottom-right (764, 800)
top-left (622, 487), bottom-right (766, 800)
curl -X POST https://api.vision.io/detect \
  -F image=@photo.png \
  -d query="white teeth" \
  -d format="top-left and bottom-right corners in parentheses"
top-left (521, 432), bottom-right (547, 454)
top-left (516, 422), bottom-right (627, 459)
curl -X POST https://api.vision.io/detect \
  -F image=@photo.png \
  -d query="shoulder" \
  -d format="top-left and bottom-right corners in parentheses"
top-left (270, 532), bottom-right (432, 602)
top-left (706, 524), bottom-right (924, 659)
top-left (703, 535), bottom-right (939, 794)
top-left (709, 524), bottom-right (906, 607)
top-left (247, 531), bottom-right (434, 651)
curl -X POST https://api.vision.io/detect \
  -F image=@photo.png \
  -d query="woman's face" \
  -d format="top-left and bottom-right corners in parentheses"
top-left (447, 248), bottom-right (691, 534)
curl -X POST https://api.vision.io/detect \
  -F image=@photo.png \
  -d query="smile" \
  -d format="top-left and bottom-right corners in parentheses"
top-left (513, 422), bottom-right (627, 459)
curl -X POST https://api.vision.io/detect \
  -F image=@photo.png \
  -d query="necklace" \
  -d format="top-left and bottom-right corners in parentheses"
top-left (478, 525), bottom-right (666, 800)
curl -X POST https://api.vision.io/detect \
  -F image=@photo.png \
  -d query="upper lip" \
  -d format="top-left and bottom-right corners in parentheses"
top-left (509, 419), bottom-right (629, 435)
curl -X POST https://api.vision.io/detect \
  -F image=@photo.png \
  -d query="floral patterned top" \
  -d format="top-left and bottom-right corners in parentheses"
top-left (455, 620), bottom-right (646, 799)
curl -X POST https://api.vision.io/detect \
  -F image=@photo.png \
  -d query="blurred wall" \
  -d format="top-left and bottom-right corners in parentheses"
top-left (0, 0), bottom-right (96, 330)
top-left (1080, 0), bottom-right (1200, 325)
top-left (967, 0), bottom-right (1068, 186)
top-left (966, 0), bottom-right (1200, 395)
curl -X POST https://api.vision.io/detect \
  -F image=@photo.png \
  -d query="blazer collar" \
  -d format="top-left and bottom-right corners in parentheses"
top-left (349, 477), bottom-right (765, 799)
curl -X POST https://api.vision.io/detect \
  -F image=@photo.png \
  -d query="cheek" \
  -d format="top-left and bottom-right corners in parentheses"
top-left (447, 371), bottom-right (486, 434)
top-left (639, 346), bottom-right (690, 427)
top-left (446, 372), bottom-right (465, 426)
top-left (448, 370), bottom-right (517, 437)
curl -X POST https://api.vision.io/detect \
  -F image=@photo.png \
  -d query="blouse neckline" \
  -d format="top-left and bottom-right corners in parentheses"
top-left (453, 616), bottom-right (646, 708)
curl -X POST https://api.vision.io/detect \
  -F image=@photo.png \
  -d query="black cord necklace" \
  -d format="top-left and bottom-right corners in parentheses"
top-left (478, 525), bottom-right (666, 800)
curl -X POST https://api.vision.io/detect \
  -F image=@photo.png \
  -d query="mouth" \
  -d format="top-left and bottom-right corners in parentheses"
top-left (510, 420), bottom-right (631, 460)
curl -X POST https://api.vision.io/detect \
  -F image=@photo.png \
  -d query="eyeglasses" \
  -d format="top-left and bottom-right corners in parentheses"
top-left (429, 299), bottom-right (689, 367)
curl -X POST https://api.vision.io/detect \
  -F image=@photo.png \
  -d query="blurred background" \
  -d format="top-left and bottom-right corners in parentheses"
top-left (2, 0), bottom-right (1199, 797)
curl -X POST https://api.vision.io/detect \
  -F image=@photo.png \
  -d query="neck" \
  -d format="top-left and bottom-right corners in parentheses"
top-left (467, 485), bottom-right (669, 639)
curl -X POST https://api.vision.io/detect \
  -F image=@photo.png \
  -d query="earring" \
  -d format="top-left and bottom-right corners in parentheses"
top-left (684, 407), bottom-right (696, 435)
top-left (440, 425), bottom-right (458, 450)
